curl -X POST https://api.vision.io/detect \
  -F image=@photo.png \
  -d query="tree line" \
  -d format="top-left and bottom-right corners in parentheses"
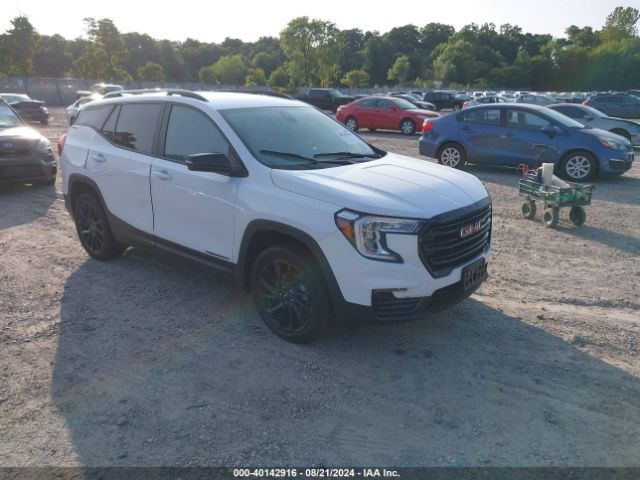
top-left (0, 6), bottom-right (638, 91)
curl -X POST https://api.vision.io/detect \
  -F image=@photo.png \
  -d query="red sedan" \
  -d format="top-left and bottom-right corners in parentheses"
top-left (336, 96), bottom-right (439, 135)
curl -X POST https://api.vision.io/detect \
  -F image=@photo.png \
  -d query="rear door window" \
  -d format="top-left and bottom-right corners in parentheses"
top-left (359, 99), bottom-right (377, 108)
top-left (112, 103), bottom-right (163, 153)
top-left (462, 108), bottom-right (501, 125)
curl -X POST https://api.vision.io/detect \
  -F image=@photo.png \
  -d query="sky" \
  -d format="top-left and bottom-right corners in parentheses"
top-left (1, 0), bottom-right (632, 42)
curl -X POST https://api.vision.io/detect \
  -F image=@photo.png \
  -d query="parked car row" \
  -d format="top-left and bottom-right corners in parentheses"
top-left (419, 103), bottom-right (635, 181)
top-left (0, 93), bottom-right (50, 124)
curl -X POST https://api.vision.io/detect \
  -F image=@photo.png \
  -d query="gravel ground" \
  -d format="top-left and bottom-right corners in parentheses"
top-left (0, 108), bottom-right (639, 468)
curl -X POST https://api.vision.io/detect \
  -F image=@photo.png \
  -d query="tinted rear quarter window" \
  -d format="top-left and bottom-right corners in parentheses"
top-left (112, 103), bottom-right (163, 153)
top-left (77, 105), bottom-right (114, 130)
top-left (359, 99), bottom-right (376, 108)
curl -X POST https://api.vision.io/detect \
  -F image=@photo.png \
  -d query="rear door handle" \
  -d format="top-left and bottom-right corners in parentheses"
top-left (90, 153), bottom-right (106, 163)
top-left (152, 169), bottom-right (172, 181)
top-left (501, 132), bottom-right (514, 138)
top-left (461, 126), bottom-right (472, 132)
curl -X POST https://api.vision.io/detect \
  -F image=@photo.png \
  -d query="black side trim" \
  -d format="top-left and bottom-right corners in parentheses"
top-left (66, 174), bottom-right (234, 283)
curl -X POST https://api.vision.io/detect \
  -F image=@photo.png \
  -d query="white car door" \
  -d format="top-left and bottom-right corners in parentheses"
top-left (150, 104), bottom-right (240, 262)
top-left (84, 103), bottom-right (162, 235)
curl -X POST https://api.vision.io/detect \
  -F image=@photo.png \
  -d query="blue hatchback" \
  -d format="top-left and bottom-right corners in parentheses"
top-left (419, 104), bottom-right (635, 181)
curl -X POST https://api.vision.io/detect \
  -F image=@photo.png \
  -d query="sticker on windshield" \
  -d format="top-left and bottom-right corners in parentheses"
top-left (336, 130), bottom-right (361, 144)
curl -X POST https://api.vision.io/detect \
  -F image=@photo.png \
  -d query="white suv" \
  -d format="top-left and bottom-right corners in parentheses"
top-left (60, 89), bottom-right (492, 342)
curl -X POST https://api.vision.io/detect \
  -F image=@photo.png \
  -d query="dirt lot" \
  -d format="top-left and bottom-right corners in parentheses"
top-left (1, 107), bottom-right (639, 468)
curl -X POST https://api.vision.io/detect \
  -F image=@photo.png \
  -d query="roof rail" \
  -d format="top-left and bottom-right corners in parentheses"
top-left (102, 88), bottom-right (208, 102)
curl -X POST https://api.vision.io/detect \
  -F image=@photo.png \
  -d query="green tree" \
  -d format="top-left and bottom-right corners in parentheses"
top-left (363, 34), bottom-right (394, 85)
top-left (5, 16), bottom-right (38, 75)
top-left (200, 54), bottom-right (248, 84)
top-left (122, 33), bottom-right (162, 79)
top-left (602, 6), bottom-right (640, 41)
top-left (34, 34), bottom-right (71, 76)
top-left (245, 67), bottom-right (267, 86)
top-left (267, 65), bottom-right (289, 88)
top-left (387, 55), bottom-right (410, 84)
top-left (279, 16), bottom-right (340, 86)
top-left (137, 61), bottom-right (164, 81)
top-left (252, 52), bottom-right (280, 78)
top-left (77, 18), bottom-right (130, 80)
top-left (341, 69), bottom-right (369, 88)
top-left (433, 39), bottom-right (477, 84)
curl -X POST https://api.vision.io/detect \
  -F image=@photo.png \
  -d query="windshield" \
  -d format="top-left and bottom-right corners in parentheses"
top-left (391, 98), bottom-right (418, 110)
top-left (330, 89), bottom-right (345, 98)
top-left (542, 107), bottom-right (586, 128)
top-left (221, 106), bottom-right (381, 169)
top-left (583, 106), bottom-right (607, 118)
top-left (0, 105), bottom-right (23, 128)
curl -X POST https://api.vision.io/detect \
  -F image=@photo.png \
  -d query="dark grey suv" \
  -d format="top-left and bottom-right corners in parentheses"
top-left (0, 100), bottom-right (56, 185)
top-left (585, 93), bottom-right (640, 119)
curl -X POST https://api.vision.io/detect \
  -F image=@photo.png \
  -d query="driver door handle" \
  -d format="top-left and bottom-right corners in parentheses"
top-left (90, 153), bottom-right (106, 163)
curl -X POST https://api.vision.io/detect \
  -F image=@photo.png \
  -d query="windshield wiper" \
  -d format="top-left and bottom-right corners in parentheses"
top-left (313, 151), bottom-right (381, 160)
top-left (259, 149), bottom-right (357, 166)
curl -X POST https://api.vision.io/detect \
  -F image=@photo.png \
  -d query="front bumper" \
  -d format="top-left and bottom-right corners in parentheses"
top-left (600, 150), bottom-right (634, 174)
top-left (335, 276), bottom-right (484, 326)
top-left (0, 154), bottom-right (57, 184)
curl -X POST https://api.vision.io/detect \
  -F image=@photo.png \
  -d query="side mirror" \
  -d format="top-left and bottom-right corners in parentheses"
top-left (541, 125), bottom-right (559, 137)
top-left (187, 152), bottom-right (234, 175)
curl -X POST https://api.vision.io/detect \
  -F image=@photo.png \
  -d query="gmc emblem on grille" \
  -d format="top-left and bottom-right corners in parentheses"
top-left (1, 142), bottom-right (12, 150)
top-left (460, 220), bottom-right (484, 238)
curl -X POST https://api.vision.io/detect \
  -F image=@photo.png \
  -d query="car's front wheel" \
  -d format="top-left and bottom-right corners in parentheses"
top-left (73, 193), bottom-right (126, 260)
top-left (345, 116), bottom-right (358, 132)
top-left (437, 143), bottom-right (466, 169)
top-left (560, 151), bottom-right (596, 181)
top-left (250, 245), bottom-right (331, 343)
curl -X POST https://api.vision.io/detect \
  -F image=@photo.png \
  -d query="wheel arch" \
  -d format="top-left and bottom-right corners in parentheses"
top-left (66, 174), bottom-right (108, 221)
top-left (235, 220), bottom-right (343, 309)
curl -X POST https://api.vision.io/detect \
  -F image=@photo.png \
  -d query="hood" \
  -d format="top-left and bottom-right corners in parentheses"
top-left (587, 127), bottom-right (634, 148)
top-left (0, 126), bottom-right (42, 141)
top-left (270, 153), bottom-right (489, 219)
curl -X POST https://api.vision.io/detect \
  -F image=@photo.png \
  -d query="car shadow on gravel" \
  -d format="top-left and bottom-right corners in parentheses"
top-left (0, 183), bottom-right (56, 230)
top-left (51, 252), bottom-right (640, 467)
top-left (555, 224), bottom-right (640, 256)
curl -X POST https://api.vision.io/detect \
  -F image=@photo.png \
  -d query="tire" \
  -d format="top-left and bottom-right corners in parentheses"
top-left (369, 128), bottom-right (377, 132)
top-left (522, 201), bottom-right (536, 219)
top-left (453, 104), bottom-right (461, 111)
top-left (610, 129), bottom-right (631, 142)
top-left (437, 143), bottom-right (466, 169)
top-left (73, 193), bottom-right (126, 260)
top-left (250, 244), bottom-right (331, 343)
top-left (543, 207), bottom-right (559, 228)
top-left (345, 116), bottom-right (358, 132)
top-left (400, 118), bottom-right (415, 135)
top-left (40, 119), bottom-right (48, 125)
top-left (569, 206), bottom-right (586, 227)
top-left (560, 151), bottom-right (596, 181)
top-left (69, 116), bottom-right (76, 126)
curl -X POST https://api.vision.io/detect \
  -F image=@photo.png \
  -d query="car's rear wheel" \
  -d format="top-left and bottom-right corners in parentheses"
top-left (437, 143), bottom-right (466, 169)
top-left (73, 193), bottom-right (126, 260)
top-left (400, 119), bottom-right (416, 135)
top-left (345, 116), bottom-right (358, 132)
top-left (250, 245), bottom-right (331, 343)
top-left (560, 151), bottom-right (596, 181)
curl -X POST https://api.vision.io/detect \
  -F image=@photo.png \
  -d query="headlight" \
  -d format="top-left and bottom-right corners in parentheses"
top-left (36, 138), bottom-right (53, 154)
top-left (598, 136), bottom-right (627, 151)
top-left (335, 209), bottom-right (423, 262)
